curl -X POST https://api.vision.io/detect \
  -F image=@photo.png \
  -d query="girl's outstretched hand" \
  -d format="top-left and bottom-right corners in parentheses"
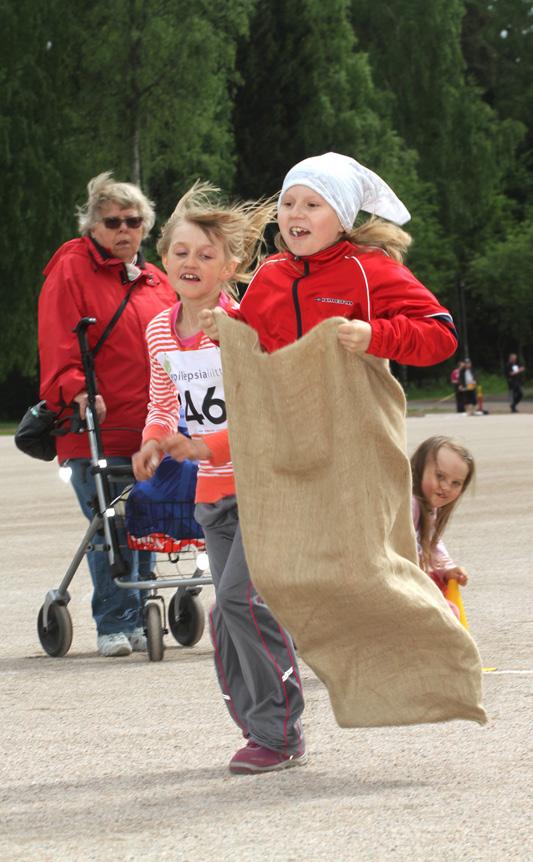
top-left (337, 320), bottom-right (372, 353)
top-left (132, 440), bottom-right (163, 480)
top-left (444, 566), bottom-right (469, 586)
top-left (199, 307), bottom-right (226, 341)
top-left (162, 433), bottom-right (212, 463)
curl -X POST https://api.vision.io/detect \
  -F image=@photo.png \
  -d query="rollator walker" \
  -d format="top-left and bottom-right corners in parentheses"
top-left (37, 316), bottom-right (212, 662)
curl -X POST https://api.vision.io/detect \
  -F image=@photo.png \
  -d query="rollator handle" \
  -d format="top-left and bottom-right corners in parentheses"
top-left (73, 316), bottom-right (97, 334)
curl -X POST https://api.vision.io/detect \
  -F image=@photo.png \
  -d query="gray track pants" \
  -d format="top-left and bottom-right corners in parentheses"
top-left (195, 496), bottom-right (305, 754)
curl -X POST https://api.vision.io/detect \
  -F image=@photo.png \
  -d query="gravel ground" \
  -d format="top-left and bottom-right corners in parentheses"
top-left (0, 412), bottom-right (531, 862)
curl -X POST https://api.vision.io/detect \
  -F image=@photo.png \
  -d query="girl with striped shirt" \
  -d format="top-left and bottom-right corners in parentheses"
top-left (132, 183), bottom-right (306, 775)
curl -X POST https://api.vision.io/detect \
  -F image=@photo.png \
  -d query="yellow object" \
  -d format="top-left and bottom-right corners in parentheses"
top-left (446, 579), bottom-right (469, 629)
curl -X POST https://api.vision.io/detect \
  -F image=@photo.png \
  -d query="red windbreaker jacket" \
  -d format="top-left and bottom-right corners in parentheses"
top-left (38, 236), bottom-right (175, 461)
top-left (233, 240), bottom-right (457, 365)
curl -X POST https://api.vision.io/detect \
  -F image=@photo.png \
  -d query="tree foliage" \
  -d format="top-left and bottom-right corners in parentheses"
top-left (0, 0), bottom-right (531, 399)
top-left (467, 215), bottom-right (533, 367)
top-left (350, 0), bottom-right (524, 253)
top-left (233, 0), bottom-right (454, 297)
top-left (0, 1), bottom-right (83, 377)
top-left (0, 0), bottom-right (254, 379)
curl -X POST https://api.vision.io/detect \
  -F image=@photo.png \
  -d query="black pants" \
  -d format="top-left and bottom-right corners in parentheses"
top-left (509, 383), bottom-right (523, 412)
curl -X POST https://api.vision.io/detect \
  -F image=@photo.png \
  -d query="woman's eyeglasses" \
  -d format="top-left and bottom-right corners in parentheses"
top-left (102, 216), bottom-right (143, 229)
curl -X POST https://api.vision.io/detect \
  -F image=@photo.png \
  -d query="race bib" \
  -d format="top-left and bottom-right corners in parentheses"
top-left (157, 346), bottom-right (226, 435)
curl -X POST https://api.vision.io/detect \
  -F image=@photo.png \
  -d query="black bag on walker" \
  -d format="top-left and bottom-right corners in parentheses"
top-left (14, 401), bottom-right (69, 462)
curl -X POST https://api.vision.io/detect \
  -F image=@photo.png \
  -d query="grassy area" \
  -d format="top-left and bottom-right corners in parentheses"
top-left (0, 423), bottom-right (17, 435)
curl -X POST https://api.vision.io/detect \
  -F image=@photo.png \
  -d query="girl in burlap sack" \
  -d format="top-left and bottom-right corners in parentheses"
top-left (199, 151), bottom-right (457, 364)
top-left (200, 155), bottom-right (488, 729)
top-left (411, 436), bottom-right (475, 620)
top-left (132, 183), bottom-right (306, 775)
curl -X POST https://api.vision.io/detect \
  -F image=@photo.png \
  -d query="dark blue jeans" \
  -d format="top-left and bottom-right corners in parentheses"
top-left (69, 457), bottom-right (153, 635)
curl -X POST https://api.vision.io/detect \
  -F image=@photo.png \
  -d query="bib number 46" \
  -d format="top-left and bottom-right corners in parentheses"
top-left (184, 387), bottom-right (226, 425)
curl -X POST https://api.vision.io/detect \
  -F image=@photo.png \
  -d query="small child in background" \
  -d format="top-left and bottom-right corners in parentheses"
top-left (410, 436), bottom-right (475, 619)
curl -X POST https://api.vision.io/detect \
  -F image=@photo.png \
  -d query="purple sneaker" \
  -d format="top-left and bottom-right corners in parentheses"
top-left (229, 740), bottom-right (307, 775)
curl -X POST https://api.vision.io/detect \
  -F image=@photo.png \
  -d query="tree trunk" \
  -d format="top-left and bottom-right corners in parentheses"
top-left (131, 112), bottom-right (141, 186)
top-left (128, 0), bottom-right (145, 186)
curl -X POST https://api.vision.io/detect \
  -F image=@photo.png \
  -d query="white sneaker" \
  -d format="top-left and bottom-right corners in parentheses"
top-left (97, 632), bottom-right (132, 657)
top-left (127, 627), bottom-right (147, 652)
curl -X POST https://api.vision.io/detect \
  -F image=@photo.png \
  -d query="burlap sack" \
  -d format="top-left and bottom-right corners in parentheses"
top-left (217, 313), bottom-right (487, 728)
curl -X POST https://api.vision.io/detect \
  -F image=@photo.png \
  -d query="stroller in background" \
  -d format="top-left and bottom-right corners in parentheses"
top-left (37, 317), bottom-right (212, 662)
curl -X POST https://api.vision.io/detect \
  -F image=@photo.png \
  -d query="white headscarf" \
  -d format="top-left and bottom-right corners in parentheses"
top-left (278, 152), bottom-right (410, 228)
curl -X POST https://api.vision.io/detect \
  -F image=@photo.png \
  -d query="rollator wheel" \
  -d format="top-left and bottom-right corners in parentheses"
top-left (145, 602), bottom-right (164, 662)
top-left (37, 603), bottom-right (73, 657)
top-left (168, 591), bottom-right (205, 647)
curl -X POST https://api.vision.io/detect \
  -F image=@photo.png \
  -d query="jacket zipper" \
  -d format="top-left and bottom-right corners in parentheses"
top-left (291, 260), bottom-right (310, 339)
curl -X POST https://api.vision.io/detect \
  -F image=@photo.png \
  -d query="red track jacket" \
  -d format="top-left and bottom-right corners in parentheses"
top-left (233, 240), bottom-right (457, 365)
top-left (38, 236), bottom-right (175, 461)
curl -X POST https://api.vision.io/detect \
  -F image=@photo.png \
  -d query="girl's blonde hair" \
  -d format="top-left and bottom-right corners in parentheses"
top-left (157, 181), bottom-right (277, 297)
top-left (411, 436), bottom-right (475, 572)
top-left (275, 214), bottom-right (412, 262)
top-left (77, 171), bottom-right (156, 238)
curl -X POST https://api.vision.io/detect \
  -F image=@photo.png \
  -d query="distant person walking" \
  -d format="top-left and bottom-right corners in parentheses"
top-left (459, 358), bottom-right (477, 416)
top-left (505, 353), bottom-right (525, 413)
top-left (450, 361), bottom-right (465, 413)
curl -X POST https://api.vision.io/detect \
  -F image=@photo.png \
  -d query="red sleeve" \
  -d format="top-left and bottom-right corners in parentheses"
top-left (38, 260), bottom-right (88, 411)
top-left (363, 256), bottom-right (458, 366)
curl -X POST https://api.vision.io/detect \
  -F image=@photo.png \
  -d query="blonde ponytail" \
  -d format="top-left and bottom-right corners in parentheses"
top-left (345, 216), bottom-right (412, 263)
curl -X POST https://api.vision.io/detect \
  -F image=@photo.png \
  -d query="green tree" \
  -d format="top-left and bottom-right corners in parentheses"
top-left (73, 0), bottom-right (255, 218)
top-left (0, 1), bottom-right (84, 379)
top-left (462, 0), bottom-right (533, 206)
top-left (350, 0), bottom-right (523, 254)
top-left (234, 0), bottom-right (406, 196)
top-left (350, 0), bottom-right (525, 358)
top-left (467, 216), bottom-right (533, 368)
top-left (233, 0), bottom-right (453, 298)
top-left (0, 0), bottom-right (254, 386)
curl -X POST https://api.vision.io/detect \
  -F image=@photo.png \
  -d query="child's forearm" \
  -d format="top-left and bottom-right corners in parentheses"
top-left (430, 538), bottom-right (455, 573)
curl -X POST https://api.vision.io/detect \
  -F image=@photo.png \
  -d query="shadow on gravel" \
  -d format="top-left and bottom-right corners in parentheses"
top-left (1, 768), bottom-right (430, 840)
top-left (0, 647), bottom-right (214, 674)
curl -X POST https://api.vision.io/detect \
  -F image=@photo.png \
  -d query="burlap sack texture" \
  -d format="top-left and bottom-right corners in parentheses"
top-left (217, 312), bottom-right (487, 728)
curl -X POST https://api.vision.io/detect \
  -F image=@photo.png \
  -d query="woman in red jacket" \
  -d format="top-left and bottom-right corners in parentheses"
top-left (38, 172), bottom-right (174, 657)
top-left (200, 151), bottom-right (457, 363)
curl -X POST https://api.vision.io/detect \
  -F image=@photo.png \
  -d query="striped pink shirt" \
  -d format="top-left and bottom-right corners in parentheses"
top-left (142, 296), bottom-right (234, 503)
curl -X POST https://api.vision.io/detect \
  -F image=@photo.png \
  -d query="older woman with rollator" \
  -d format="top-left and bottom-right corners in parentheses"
top-left (38, 172), bottom-right (174, 656)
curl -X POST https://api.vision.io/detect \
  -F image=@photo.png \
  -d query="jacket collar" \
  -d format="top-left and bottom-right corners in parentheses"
top-left (286, 239), bottom-right (355, 271)
top-left (86, 235), bottom-right (147, 269)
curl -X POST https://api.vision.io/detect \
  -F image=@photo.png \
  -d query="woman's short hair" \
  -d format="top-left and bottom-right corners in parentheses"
top-left (76, 171), bottom-right (156, 238)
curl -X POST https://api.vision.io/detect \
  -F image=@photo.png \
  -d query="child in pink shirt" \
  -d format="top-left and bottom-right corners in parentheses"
top-left (410, 436), bottom-right (475, 618)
